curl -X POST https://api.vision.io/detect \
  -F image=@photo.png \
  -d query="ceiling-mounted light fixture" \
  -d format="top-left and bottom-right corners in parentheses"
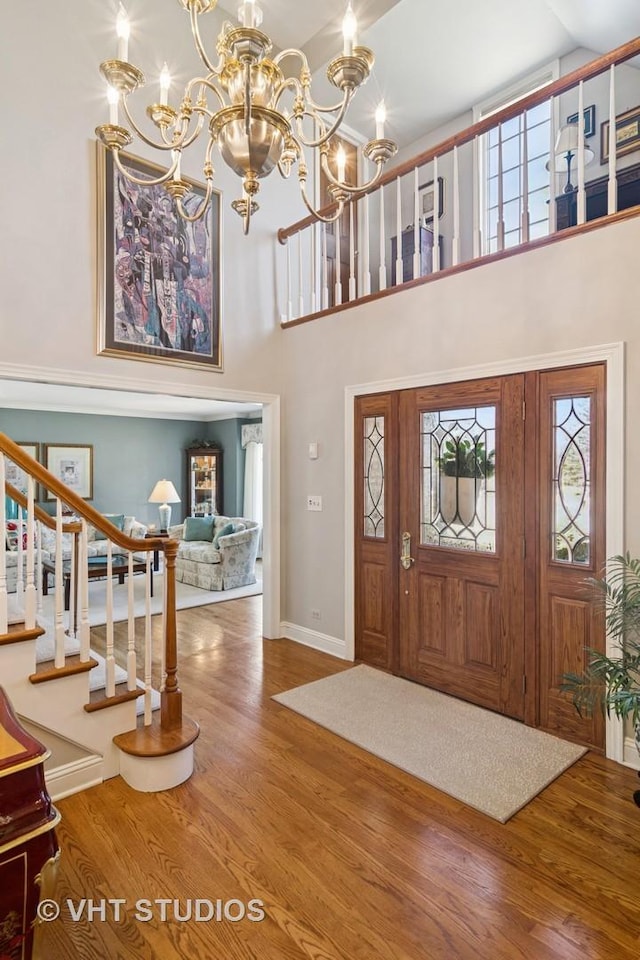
top-left (95, 0), bottom-right (397, 234)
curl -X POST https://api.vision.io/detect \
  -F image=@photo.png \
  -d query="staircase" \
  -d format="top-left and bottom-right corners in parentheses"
top-left (0, 433), bottom-right (199, 796)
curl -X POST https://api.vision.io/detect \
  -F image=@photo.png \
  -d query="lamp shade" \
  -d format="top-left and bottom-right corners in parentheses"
top-left (148, 479), bottom-right (181, 531)
top-left (551, 122), bottom-right (595, 171)
top-left (148, 479), bottom-right (180, 504)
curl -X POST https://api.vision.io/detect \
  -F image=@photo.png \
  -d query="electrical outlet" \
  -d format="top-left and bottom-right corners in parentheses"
top-left (307, 495), bottom-right (322, 511)
top-left (311, 609), bottom-right (321, 620)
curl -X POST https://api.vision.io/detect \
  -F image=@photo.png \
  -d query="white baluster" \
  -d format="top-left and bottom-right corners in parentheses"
top-left (16, 505), bottom-right (24, 606)
top-left (395, 176), bottom-right (403, 285)
top-left (310, 223), bottom-right (317, 315)
top-left (413, 166), bottom-right (420, 278)
top-left (54, 500), bottom-right (65, 668)
top-left (297, 231), bottom-right (304, 317)
top-left (127, 551), bottom-right (136, 690)
top-left (144, 553), bottom-right (153, 724)
top-left (449, 147), bottom-right (460, 265)
top-left (286, 239), bottom-right (293, 322)
top-left (497, 125), bottom-right (505, 251)
top-left (79, 520), bottom-right (90, 662)
top-left (105, 541), bottom-right (115, 697)
top-left (67, 528), bottom-right (77, 638)
top-left (0, 457), bottom-right (7, 635)
top-left (577, 80), bottom-right (586, 225)
top-left (348, 202), bottom-right (356, 302)
top-left (24, 477), bottom-right (36, 629)
top-left (322, 223), bottom-right (329, 310)
top-left (378, 184), bottom-right (386, 291)
top-left (36, 521), bottom-right (43, 616)
top-left (334, 215), bottom-right (342, 306)
top-left (432, 156), bottom-right (440, 272)
top-left (548, 99), bottom-right (557, 234)
top-left (472, 136), bottom-right (482, 257)
top-left (521, 112), bottom-right (530, 243)
top-left (362, 194), bottom-right (371, 296)
top-left (607, 64), bottom-right (617, 214)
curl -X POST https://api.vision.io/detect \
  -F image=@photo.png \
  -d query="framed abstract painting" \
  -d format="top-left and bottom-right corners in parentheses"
top-left (96, 144), bottom-right (222, 371)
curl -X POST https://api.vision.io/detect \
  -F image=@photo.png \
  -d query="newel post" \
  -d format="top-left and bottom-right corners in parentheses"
top-left (160, 537), bottom-right (182, 729)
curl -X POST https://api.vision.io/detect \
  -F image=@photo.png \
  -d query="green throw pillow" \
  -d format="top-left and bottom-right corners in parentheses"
top-left (213, 522), bottom-right (235, 548)
top-left (184, 516), bottom-right (215, 541)
top-left (93, 514), bottom-right (125, 541)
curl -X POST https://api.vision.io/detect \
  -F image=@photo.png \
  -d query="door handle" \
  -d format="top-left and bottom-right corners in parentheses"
top-left (400, 531), bottom-right (415, 570)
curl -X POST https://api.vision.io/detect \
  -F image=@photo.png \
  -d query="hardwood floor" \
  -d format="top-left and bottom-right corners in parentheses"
top-left (42, 597), bottom-right (640, 960)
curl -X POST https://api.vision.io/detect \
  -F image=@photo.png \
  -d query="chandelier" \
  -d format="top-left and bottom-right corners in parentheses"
top-left (96, 0), bottom-right (397, 234)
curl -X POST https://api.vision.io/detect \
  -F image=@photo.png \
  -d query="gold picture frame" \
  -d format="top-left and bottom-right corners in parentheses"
top-left (600, 106), bottom-right (640, 164)
top-left (96, 143), bottom-right (223, 371)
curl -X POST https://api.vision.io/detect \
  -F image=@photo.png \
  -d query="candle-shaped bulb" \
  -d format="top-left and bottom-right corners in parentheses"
top-left (238, 0), bottom-right (262, 28)
top-left (336, 144), bottom-right (346, 182)
top-left (107, 85), bottom-right (119, 126)
top-left (171, 149), bottom-right (182, 182)
top-left (160, 62), bottom-right (171, 106)
top-left (342, 3), bottom-right (357, 56)
top-left (116, 4), bottom-right (130, 61)
top-left (375, 100), bottom-right (386, 140)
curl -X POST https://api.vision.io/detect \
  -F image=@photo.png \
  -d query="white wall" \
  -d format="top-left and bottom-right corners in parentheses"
top-left (0, 0), bottom-right (308, 394)
top-left (280, 216), bottom-right (639, 645)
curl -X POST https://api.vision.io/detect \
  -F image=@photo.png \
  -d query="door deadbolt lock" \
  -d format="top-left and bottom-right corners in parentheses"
top-left (400, 531), bottom-right (415, 570)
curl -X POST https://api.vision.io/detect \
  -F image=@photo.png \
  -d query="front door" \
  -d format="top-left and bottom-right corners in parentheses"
top-left (354, 364), bottom-right (606, 747)
top-left (397, 376), bottom-right (526, 718)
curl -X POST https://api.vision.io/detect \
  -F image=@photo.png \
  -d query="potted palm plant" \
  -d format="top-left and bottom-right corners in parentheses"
top-left (561, 552), bottom-right (640, 806)
top-left (438, 437), bottom-right (495, 525)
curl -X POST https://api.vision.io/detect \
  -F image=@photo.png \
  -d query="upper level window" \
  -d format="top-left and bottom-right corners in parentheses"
top-left (474, 64), bottom-right (558, 254)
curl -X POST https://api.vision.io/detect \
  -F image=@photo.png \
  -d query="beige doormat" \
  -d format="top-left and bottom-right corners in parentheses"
top-left (273, 664), bottom-right (587, 822)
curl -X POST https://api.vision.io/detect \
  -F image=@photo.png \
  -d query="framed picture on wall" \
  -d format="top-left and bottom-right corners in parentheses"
top-left (4, 442), bottom-right (39, 497)
top-left (44, 444), bottom-right (93, 500)
top-left (417, 176), bottom-right (445, 224)
top-left (600, 105), bottom-right (640, 164)
top-left (96, 143), bottom-right (223, 372)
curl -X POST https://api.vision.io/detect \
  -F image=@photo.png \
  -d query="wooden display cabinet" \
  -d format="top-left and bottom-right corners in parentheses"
top-left (186, 446), bottom-right (223, 517)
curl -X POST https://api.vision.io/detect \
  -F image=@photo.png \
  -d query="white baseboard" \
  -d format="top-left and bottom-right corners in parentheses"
top-left (623, 736), bottom-right (640, 770)
top-left (45, 754), bottom-right (105, 802)
top-left (279, 622), bottom-right (350, 660)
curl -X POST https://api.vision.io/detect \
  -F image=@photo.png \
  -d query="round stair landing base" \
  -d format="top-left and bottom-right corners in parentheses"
top-left (117, 745), bottom-right (195, 792)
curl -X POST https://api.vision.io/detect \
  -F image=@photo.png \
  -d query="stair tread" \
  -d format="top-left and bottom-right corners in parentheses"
top-left (0, 622), bottom-right (45, 645)
top-left (84, 681), bottom-right (145, 713)
top-left (113, 714), bottom-right (200, 758)
top-left (29, 655), bottom-right (99, 684)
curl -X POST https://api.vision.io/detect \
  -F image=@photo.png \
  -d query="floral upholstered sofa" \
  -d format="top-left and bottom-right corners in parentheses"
top-left (167, 516), bottom-right (260, 591)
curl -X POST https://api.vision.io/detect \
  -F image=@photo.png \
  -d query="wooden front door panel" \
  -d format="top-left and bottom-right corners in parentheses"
top-left (537, 364), bottom-right (606, 750)
top-left (397, 376), bottom-right (526, 719)
top-left (354, 393), bottom-right (398, 670)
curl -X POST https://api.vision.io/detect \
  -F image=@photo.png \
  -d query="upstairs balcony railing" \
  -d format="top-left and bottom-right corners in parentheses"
top-left (277, 37), bottom-right (640, 326)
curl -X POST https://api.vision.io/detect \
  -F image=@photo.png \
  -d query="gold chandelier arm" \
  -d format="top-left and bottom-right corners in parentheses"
top-left (273, 48), bottom-right (311, 74)
top-left (175, 177), bottom-right (214, 222)
top-left (189, 3), bottom-right (220, 74)
top-left (121, 97), bottom-right (188, 150)
top-left (112, 149), bottom-right (179, 185)
top-left (176, 110), bottom-right (207, 148)
top-left (293, 91), bottom-right (353, 149)
top-left (319, 148), bottom-right (386, 196)
top-left (297, 179), bottom-right (343, 224)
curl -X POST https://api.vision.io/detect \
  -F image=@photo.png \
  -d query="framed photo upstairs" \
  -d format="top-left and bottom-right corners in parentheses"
top-left (96, 143), bottom-right (223, 371)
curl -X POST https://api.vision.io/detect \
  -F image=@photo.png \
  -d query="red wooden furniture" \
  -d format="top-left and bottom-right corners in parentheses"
top-left (0, 687), bottom-right (60, 960)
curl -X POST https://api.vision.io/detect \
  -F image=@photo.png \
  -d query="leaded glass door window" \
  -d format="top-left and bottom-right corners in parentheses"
top-left (421, 406), bottom-right (496, 552)
top-left (552, 396), bottom-right (591, 564)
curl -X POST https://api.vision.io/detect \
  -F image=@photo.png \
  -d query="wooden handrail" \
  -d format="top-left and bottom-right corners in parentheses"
top-left (278, 35), bottom-right (640, 243)
top-left (1, 433), bottom-right (166, 554)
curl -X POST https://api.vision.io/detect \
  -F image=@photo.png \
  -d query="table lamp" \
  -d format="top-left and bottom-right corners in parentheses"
top-left (148, 479), bottom-right (180, 532)
top-left (549, 122), bottom-right (595, 193)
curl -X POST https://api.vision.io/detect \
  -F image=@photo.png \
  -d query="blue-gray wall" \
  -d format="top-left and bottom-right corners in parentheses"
top-left (0, 409), bottom-right (258, 523)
